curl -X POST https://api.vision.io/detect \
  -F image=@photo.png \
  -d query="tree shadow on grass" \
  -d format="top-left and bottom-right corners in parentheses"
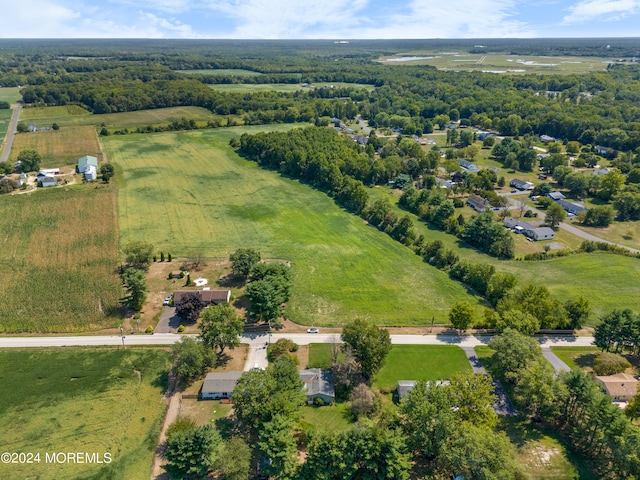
top-left (573, 353), bottom-right (597, 369)
top-left (215, 352), bottom-right (232, 368)
top-left (218, 274), bottom-right (246, 288)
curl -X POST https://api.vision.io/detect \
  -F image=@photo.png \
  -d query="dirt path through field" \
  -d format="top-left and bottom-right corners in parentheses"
top-left (150, 373), bottom-right (180, 479)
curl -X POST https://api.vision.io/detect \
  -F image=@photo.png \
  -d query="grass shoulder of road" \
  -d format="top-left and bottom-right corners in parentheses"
top-left (0, 108), bottom-right (12, 146)
top-left (0, 348), bottom-right (169, 480)
top-left (550, 346), bottom-right (639, 376)
top-left (0, 183), bottom-right (122, 333)
top-left (105, 126), bottom-right (478, 327)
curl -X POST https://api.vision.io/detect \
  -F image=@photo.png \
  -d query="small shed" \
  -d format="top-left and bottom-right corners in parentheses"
top-left (41, 175), bottom-right (57, 188)
top-left (84, 165), bottom-right (97, 181)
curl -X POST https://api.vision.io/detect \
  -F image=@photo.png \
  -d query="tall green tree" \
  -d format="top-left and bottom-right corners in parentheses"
top-left (341, 318), bottom-right (392, 380)
top-left (218, 437), bottom-right (252, 480)
top-left (230, 248), bottom-right (261, 277)
top-left (245, 276), bottom-right (291, 322)
top-left (545, 202), bottom-right (566, 229)
top-left (199, 303), bottom-right (244, 355)
top-left (258, 414), bottom-right (299, 479)
top-left (171, 336), bottom-right (212, 387)
top-left (121, 267), bottom-right (148, 311)
top-left (448, 301), bottom-right (475, 332)
top-left (488, 329), bottom-right (542, 384)
top-left (100, 163), bottom-right (114, 183)
top-left (164, 424), bottom-right (222, 480)
top-left (123, 240), bottom-right (154, 269)
top-left (16, 149), bottom-right (41, 172)
top-left (448, 372), bottom-right (498, 429)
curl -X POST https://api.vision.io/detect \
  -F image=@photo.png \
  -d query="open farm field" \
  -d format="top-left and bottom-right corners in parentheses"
top-left (0, 348), bottom-right (169, 480)
top-left (0, 108), bottom-right (11, 145)
top-left (372, 345), bottom-right (471, 390)
top-left (9, 125), bottom-right (102, 166)
top-left (0, 87), bottom-right (21, 103)
top-left (176, 68), bottom-right (264, 76)
top-left (18, 106), bottom-right (220, 130)
top-left (380, 51), bottom-right (614, 74)
top-left (20, 104), bottom-right (91, 120)
top-left (209, 83), bottom-right (306, 93)
top-left (105, 126), bottom-right (478, 326)
top-left (0, 184), bottom-right (122, 332)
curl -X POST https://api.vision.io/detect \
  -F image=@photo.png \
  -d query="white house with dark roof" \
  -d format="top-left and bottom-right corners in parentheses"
top-left (201, 371), bottom-right (244, 399)
top-left (467, 194), bottom-right (490, 212)
top-left (299, 369), bottom-right (335, 404)
top-left (510, 178), bottom-right (534, 190)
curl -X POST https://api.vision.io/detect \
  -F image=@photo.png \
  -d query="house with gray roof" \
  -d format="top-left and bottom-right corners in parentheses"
top-left (546, 191), bottom-right (565, 201)
top-left (299, 369), bottom-right (335, 405)
top-left (510, 178), bottom-right (534, 190)
top-left (557, 199), bottom-right (587, 215)
top-left (503, 218), bottom-right (534, 232)
top-left (524, 226), bottom-right (555, 241)
top-left (201, 371), bottom-right (244, 399)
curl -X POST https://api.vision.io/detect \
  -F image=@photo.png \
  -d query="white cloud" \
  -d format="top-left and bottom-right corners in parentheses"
top-left (563, 0), bottom-right (640, 24)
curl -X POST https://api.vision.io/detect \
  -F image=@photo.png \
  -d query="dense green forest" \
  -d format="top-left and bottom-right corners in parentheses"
top-left (2, 39), bottom-right (640, 152)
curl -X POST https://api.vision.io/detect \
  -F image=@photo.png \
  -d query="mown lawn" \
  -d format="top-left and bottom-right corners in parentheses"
top-left (300, 402), bottom-right (352, 433)
top-left (104, 126), bottom-right (478, 326)
top-left (549, 346), bottom-right (600, 371)
top-left (0, 184), bottom-right (122, 332)
top-left (0, 348), bottom-right (169, 480)
top-left (306, 343), bottom-right (345, 369)
top-left (372, 345), bottom-right (471, 390)
top-left (0, 87), bottom-right (21, 103)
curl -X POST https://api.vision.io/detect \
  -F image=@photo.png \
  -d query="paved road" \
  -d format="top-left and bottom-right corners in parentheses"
top-left (155, 306), bottom-right (179, 333)
top-left (0, 332), bottom-right (595, 349)
top-left (502, 194), bottom-right (640, 254)
top-left (541, 347), bottom-right (572, 373)
top-left (0, 101), bottom-right (21, 163)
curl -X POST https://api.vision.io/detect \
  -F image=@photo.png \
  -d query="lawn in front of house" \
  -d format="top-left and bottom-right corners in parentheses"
top-left (372, 345), bottom-right (472, 391)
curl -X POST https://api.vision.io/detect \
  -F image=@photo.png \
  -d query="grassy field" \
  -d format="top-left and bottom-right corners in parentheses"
top-left (0, 184), bottom-right (122, 332)
top-left (380, 51), bottom-right (614, 74)
top-left (176, 69), bottom-right (264, 76)
top-left (0, 108), bottom-right (11, 147)
top-left (0, 87), bottom-right (21, 103)
top-left (549, 346), bottom-right (600, 371)
top-left (104, 126), bottom-right (478, 326)
top-left (0, 348), bottom-right (169, 480)
top-left (18, 105), bottom-right (222, 129)
top-left (372, 345), bottom-right (472, 390)
top-left (209, 83), bottom-right (306, 93)
top-left (20, 105), bottom-right (91, 120)
top-left (9, 125), bottom-right (102, 166)
top-left (306, 343), bottom-right (345, 369)
top-left (300, 403), bottom-right (352, 433)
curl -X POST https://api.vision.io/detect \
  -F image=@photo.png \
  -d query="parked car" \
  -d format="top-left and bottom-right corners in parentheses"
top-left (163, 294), bottom-right (173, 306)
top-left (307, 327), bottom-right (319, 333)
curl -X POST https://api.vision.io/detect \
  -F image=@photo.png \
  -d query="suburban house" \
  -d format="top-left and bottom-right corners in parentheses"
top-left (397, 380), bottom-right (450, 400)
top-left (595, 373), bottom-right (638, 405)
top-left (467, 194), bottom-right (490, 212)
top-left (77, 155), bottom-right (98, 174)
top-left (510, 178), bottom-right (534, 190)
top-left (435, 177), bottom-right (454, 189)
top-left (458, 159), bottom-right (479, 173)
top-left (173, 289), bottom-right (231, 306)
top-left (556, 199), bottom-right (588, 215)
top-left (525, 226), bottom-right (555, 241)
top-left (201, 371), bottom-right (244, 399)
top-left (546, 191), bottom-right (565, 201)
top-left (503, 218), bottom-right (533, 234)
top-left (595, 145), bottom-right (614, 157)
top-left (299, 369), bottom-right (335, 404)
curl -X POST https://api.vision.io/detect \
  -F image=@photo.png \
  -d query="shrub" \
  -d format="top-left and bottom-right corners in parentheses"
top-left (145, 326), bottom-right (154, 333)
top-left (177, 325), bottom-right (185, 333)
top-left (313, 397), bottom-right (325, 407)
top-left (267, 338), bottom-right (298, 361)
top-left (593, 352), bottom-right (631, 376)
top-left (133, 313), bottom-right (141, 320)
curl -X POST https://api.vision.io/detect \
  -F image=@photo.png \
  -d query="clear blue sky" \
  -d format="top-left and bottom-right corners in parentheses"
top-left (2, 0), bottom-right (640, 39)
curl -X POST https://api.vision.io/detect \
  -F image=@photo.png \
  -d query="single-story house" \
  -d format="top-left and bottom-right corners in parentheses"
top-left (546, 191), bottom-right (565, 201)
top-left (435, 177), bottom-right (454, 189)
top-left (556, 199), bottom-right (587, 215)
top-left (39, 168), bottom-right (60, 175)
top-left (397, 380), bottom-right (450, 400)
top-left (510, 178), bottom-right (534, 190)
top-left (540, 135), bottom-right (556, 143)
top-left (592, 168), bottom-right (610, 176)
top-left (353, 135), bottom-right (368, 146)
top-left (524, 226), bottom-right (555, 241)
top-left (537, 153), bottom-right (550, 162)
top-left (84, 165), bottom-right (97, 181)
top-left (77, 155), bottom-right (98, 174)
top-left (299, 369), bottom-right (335, 405)
top-left (458, 159), bottom-right (479, 173)
top-left (41, 175), bottom-right (57, 188)
top-left (201, 371), bottom-right (244, 399)
top-left (173, 289), bottom-right (231, 306)
top-left (595, 373), bottom-right (638, 403)
top-left (503, 218), bottom-right (534, 233)
top-left (594, 145), bottom-right (614, 156)
top-left (467, 194), bottom-right (490, 213)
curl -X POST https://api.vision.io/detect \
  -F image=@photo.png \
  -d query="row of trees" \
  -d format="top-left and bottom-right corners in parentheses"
top-left (487, 329), bottom-right (640, 477)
